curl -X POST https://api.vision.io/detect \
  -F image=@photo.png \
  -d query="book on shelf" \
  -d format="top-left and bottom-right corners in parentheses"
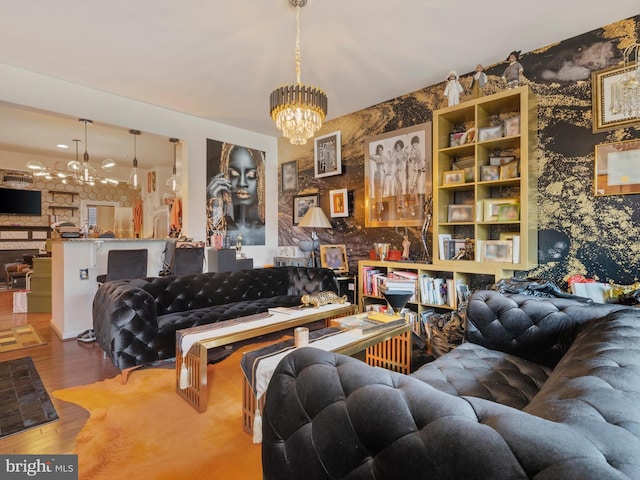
top-left (419, 274), bottom-right (450, 306)
top-left (366, 311), bottom-right (406, 324)
top-left (370, 274), bottom-right (418, 302)
top-left (438, 234), bottom-right (452, 261)
top-left (512, 235), bottom-right (520, 264)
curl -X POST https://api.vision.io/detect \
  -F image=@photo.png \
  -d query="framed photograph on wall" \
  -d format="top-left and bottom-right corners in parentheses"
top-left (293, 194), bottom-right (319, 225)
top-left (329, 188), bottom-right (348, 218)
top-left (314, 131), bottom-right (342, 178)
top-left (364, 122), bottom-right (432, 227)
top-left (592, 63), bottom-right (640, 132)
top-left (594, 138), bottom-right (640, 196)
top-left (281, 160), bottom-right (298, 192)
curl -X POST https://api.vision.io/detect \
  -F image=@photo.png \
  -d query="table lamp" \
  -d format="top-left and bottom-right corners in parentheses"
top-left (298, 206), bottom-right (332, 267)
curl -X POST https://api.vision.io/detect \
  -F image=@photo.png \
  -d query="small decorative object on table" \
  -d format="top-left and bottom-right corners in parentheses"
top-left (300, 291), bottom-right (348, 308)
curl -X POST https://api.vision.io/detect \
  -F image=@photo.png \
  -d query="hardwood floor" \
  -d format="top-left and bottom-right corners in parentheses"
top-left (0, 289), bottom-right (119, 454)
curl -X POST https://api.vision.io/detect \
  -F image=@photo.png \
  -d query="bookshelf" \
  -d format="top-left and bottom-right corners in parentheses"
top-left (358, 259), bottom-right (519, 316)
top-left (432, 85), bottom-right (538, 271)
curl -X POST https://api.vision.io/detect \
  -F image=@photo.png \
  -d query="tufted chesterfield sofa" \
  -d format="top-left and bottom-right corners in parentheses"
top-left (92, 266), bottom-right (337, 372)
top-left (262, 290), bottom-right (640, 479)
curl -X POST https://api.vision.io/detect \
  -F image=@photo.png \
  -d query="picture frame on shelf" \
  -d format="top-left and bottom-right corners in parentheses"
top-left (447, 204), bottom-right (474, 223)
top-left (489, 155), bottom-right (516, 166)
top-left (364, 122), bottom-right (431, 227)
top-left (499, 160), bottom-right (519, 179)
top-left (480, 165), bottom-right (500, 181)
top-left (319, 244), bottom-right (349, 273)
top-left (503, 116), bottom-right (520, 136)
top-left (594, 139), bottom-right (640, 196)
top-left (314, 131), bottom-right (342, 178)
top-left (293, 194), bottom-right (319, 225)
top-left (592, 64), bottom-right (640, 133)
top-left (449, 132), bottom-right (465, 147)
top-left (453, 156), bottom-right (475, 182)
top-left (478, 125), bottom-right (502, 142)
top-left (281, 160), bottom-right (298, 192)
top-left (483, 198), bottom-right (519, 222)
top-left (497, 203), bottom-right (520, 221)
top-left (480, 240), bottom-right (513, 263)
top-left (442, 170), bottom-right (465, 185)
top-left (329, 188), bottom-right (349, 218)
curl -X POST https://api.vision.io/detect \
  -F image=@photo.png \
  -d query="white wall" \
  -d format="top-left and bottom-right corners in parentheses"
top-left (0, 63), bottom-right (279, 266)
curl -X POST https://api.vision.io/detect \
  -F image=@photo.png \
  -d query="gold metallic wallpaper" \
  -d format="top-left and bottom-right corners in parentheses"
top-left (279, 15), bottom-right (640, 286)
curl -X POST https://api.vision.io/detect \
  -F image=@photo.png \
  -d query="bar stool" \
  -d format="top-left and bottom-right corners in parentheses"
top-left (96, 249), bottom-right (148, 284)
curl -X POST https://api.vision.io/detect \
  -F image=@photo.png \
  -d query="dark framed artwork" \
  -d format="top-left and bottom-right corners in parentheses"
top-left (314, 131), bottom-right (342, 178)
top-left (293, 194), bottom-right (319, 225)
top-left (206, 139), bottom-right (265, 245)
top-left (281, 160), bottom-right (298, 192)
top-left (364, 122), bottom-right (432, 227)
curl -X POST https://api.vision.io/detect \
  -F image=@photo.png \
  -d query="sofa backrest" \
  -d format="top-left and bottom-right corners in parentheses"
top-left (466, 290), bottom-right (632, 367)
top-left (128, 266), bottom-right (337, 316)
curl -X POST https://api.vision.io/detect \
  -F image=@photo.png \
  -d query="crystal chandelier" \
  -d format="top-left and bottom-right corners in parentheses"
top-left (611, 43), bottom-right (640, 119)
top-left (269, 0), bottom-right (327, 145)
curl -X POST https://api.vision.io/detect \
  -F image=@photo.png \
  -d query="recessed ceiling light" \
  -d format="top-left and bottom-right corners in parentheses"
top-left (57, 144), bottom-right (69, 149)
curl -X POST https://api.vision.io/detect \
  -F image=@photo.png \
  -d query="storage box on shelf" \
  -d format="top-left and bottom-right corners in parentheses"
top-left (433, 85), bottom-right (538, 273)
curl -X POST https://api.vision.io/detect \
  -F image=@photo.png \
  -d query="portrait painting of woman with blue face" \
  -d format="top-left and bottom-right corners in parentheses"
top-left (207, 139), bottom-right (266, 246)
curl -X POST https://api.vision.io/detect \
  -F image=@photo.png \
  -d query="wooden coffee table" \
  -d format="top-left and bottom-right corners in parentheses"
top-left (241, 313), bottom-right (411, 434)
top-left (175, 303), bottom-right (355, 412)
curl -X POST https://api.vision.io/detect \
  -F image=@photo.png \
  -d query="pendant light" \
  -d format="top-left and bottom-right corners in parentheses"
top-left (166, 138), bottom-right (179, 192)
top-left (269, 0), bottom-right (327, 145)
top-left (127, 129), bottom-right (141, 189)
top-left (79, 119), bottom-right (94, 182)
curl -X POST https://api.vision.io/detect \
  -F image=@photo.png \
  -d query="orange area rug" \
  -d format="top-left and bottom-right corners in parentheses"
top-left (53, 346), bottom-right (263, 480)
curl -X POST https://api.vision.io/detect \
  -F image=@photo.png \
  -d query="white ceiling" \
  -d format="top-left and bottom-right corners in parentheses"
top-left (0, 1), bottom-right (638, 167)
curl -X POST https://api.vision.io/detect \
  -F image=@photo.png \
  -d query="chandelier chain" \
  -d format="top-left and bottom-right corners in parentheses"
top-left (295, 5), bottom-right (301, 85)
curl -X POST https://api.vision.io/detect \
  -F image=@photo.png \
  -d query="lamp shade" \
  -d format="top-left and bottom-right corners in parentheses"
top-left (298, 206), bottom-right (331, 229)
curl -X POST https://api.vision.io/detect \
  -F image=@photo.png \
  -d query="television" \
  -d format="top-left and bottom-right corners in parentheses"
top-left (0, 187), bottom-right (42, 215)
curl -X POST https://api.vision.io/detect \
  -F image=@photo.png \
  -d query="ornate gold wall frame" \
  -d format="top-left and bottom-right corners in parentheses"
top-left (592, 63), bottom-right (640, 133)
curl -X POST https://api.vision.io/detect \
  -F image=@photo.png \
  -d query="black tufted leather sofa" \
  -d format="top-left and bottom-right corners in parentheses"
top-left (92, 266), bottom-right (337, 371)
top-left (262, 290), bottom-right (640, 479)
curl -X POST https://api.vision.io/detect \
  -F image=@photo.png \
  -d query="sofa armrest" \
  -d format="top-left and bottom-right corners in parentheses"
top-left (92, 279), bottom-right (160, 370)
top-left (262, 348), bottom-right (631, 480)
top-left (465, 290), bottom-right (632, 367)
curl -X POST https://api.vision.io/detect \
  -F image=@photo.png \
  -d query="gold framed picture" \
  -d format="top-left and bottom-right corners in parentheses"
top-left (594, 139), bottom-right (640, 196)
top-left (592, 63), bottom-right (640, 132)
top-left (442, 170), bottom-right (465, 185)
top-left (319, 244), bottom-right (348, 273)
